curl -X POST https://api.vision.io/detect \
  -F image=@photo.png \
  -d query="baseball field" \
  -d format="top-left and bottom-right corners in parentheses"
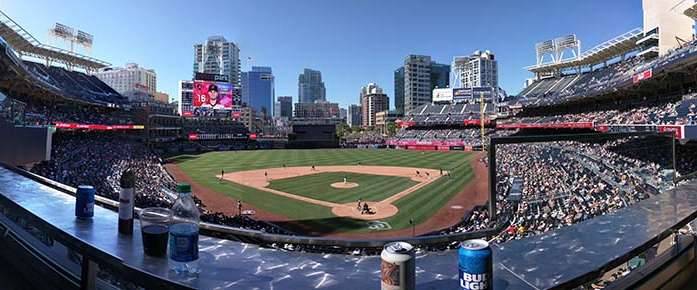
top-left (166, 149), bottom-right (488, 238)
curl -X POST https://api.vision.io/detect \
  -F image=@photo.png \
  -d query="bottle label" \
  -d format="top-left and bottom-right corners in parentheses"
top-left (118, 188), bottom-right (134, 220)
top-left (169, 223), bottom-right (199, 262)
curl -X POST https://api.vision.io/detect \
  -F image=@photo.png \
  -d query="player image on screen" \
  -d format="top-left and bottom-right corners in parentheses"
top-left (193, 80), bottom-right (234, 109)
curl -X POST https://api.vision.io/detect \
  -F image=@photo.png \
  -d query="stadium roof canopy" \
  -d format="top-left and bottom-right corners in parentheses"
top-left (0, 10), bottom-right (110, 71)
top-left (526, 28), bottom-right (644, 74)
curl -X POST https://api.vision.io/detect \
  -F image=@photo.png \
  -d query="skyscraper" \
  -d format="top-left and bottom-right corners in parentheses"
top-left (403, 55), bottom-right (431, 114)
top-left (402, 55), bottom-right (451, 113)
top-left (348, 104), bottom-right (362, 127)
top-left (430, 62), bottom-right (450, 90)
top-left (394, 67), bottom-right (404, 115)
top-left (276, 96), bottom-right (293, 119)
top-left (193, 36), bottom-right (241, 86)
top-left (360, 83), bottom-right (389, 128)
top-left (241, 66), bottom-right (275, 116)
top-left (451, 50), bottom-right (498, 88)
top-left (339, 108), bottom-right (347, 122)
top-left (298, 69), bottom-right (326, 103)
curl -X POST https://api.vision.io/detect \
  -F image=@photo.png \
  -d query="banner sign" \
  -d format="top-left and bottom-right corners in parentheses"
top-left (194, 73), bottom-right (230, 83)
top-left (54, 123), bottom-right (144, 131)
top-left (496, 122), bottom-right (594, 129)
top-left (632, 69), bottom-right (653, 84)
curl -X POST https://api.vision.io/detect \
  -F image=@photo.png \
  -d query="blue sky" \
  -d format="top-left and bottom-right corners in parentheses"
top-left (3, 0), bottom-right (642, 109)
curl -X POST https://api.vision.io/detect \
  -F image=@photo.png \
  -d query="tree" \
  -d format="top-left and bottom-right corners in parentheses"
top-left (386, 121), bottom-right (397, 136)
top-left (336, 122), bottom-right (351, 139)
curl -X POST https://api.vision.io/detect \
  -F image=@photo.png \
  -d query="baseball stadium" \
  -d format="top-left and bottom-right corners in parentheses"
top-left (3, 1), bottom-right (697, 289)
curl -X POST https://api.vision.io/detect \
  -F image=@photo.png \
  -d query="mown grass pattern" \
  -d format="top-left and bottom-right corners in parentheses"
top-left (173, 149), bottom-right (474, 233)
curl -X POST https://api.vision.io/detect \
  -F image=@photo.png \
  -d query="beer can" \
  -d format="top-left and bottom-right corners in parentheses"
top-left (75, 185), bottom-right (95, 219)
top-left (380, 241), bottom-right (415, 290)
top-left (458, 239), bottom-right (492, 290)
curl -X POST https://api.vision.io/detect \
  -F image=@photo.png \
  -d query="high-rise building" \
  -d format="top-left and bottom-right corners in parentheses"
top-left (431, 62), bottom-right (450, 90)
top-left (193, 36), bottom-right (241, 86)
top-left (348, 104), bottom-right (362, 127)
top-left (360, 83), bottom-right (389, 128)
top-left (394, 67), bottom-right (405, 115)
top-left (298, 69), bottom-right (326, 103)
top-left (402, 55), bottom-right (450, 114)
top-left (403, 55), bottom-right (431, 114)
top-left (294, 101), bottom-right (339, 119)
top-left (241, 66), bottom-right (275, 116)
top-left (93, 63), bottom-right (156, 101)
top-left (276, 96), bottom-right (293, 119)
top-left (339, 108), bottom-right (347, 122)
top-left (177, 80), bottom-right (194, 115)
top-left (451, 50), bottom-right (498, 89)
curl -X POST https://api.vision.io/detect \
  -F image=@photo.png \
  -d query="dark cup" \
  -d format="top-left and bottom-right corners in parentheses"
top-left (140, 207), bottom-right (170, 257)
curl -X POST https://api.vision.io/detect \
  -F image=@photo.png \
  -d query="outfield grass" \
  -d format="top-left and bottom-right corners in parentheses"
top-left (267, 172), bottom-right (418, 203)
top-left (172, 149), bottom-right (474, 234)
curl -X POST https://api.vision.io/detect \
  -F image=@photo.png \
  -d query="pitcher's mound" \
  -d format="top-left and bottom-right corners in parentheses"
top-left (331, 182), bottom-right (359, 189)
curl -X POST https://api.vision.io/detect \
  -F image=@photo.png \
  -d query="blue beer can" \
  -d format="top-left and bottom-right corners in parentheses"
top-left (458, 239), bottom-right (492, 290)
top-left (75, 185), bottom-right (95, 219)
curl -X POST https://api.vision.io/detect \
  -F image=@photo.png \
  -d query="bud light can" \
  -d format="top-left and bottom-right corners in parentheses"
top-left (75, 185), bottom-right (95, 219)
top-left (458, 239), bottom-right (492, 290)
top-left (380, 241), bottom-right (415, 290)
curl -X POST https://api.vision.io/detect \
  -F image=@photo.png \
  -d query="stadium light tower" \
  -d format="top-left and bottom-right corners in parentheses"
top-left (554, 35), bottom-right (581, 63)
top-left (49, 23), bottom-right (93, 55)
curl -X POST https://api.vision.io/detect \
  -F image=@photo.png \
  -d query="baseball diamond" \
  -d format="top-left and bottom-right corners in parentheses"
top-left (167, 148), bottom-right (488, 237)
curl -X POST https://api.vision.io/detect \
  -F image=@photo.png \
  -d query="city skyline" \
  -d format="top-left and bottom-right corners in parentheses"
top-left (3, 0), bottom-right (643, 109)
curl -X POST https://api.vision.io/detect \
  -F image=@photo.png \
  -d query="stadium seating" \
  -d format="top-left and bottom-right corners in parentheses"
top-left (516, 40), bottom-right (697, 107)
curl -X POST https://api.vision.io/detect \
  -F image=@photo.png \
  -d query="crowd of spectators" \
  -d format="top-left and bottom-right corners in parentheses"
top-left (403, 103), bottom-right (495, 125)
top-left (389, 128), bottom-right (514, 148)
top-left (30, 132), bottom-right (288, 235)
top-left (445, 136), bottom-right (697, 244)
top-left (503, 96), bottom-right (697, 126)
top-left (342, 130), bottom-right (386, 146)
top-left (0, 96), bottom-right (136, 126)
top-left (22, 102), bottom-right (136, 126)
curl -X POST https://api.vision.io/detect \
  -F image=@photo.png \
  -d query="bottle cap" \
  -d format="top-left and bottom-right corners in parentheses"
top-left (120, 170), bottom-right (135, 188)
top-left (177, 183), bottom-right (191, 193)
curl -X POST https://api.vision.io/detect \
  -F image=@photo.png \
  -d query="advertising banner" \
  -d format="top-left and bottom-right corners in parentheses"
top-left (632, 69), bottom-right (653, 84)
top-left (54, 123), bottom-right (144, 131)
top-left (453, 88), bottom-right (473, 101)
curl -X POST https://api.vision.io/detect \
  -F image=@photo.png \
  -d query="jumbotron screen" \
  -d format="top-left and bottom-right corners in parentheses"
top-left (192, 80), bottom-right (234, 109)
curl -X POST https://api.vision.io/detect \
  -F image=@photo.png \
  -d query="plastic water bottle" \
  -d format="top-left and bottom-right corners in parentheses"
top-left (169, 183), bottom-right (200, 275)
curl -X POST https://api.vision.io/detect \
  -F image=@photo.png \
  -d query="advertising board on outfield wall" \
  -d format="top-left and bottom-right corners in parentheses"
top-left (53, 123), bottom-right (144, 131)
